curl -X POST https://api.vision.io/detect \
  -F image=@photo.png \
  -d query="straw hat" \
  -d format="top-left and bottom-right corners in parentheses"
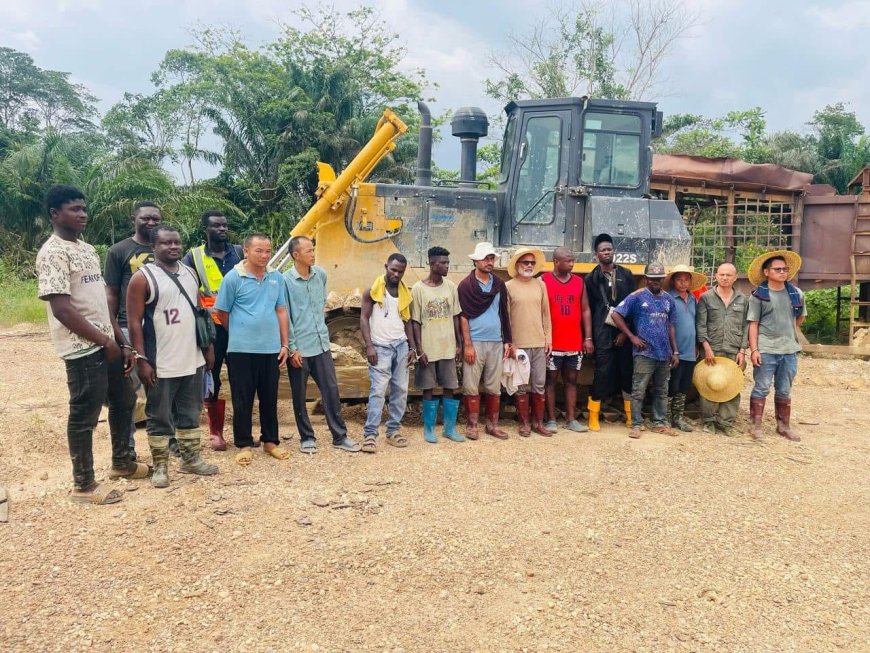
top-left (665, 264), bottom-right (707, 292)
top-left (747, 250), bottom-right (802, 287)
top-left (507, 247), bottom-right (546, 278)
top-left (468, 242), bottom-right (497, 261)
top-left (693, 357), bottom-right (744, 403)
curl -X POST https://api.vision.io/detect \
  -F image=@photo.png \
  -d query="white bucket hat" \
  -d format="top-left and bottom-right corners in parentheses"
top-left (468, 242), bottom-right (497, 261)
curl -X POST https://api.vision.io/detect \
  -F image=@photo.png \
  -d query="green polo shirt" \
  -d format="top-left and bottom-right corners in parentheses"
top-left (283, 264), bottom-right (331, 357)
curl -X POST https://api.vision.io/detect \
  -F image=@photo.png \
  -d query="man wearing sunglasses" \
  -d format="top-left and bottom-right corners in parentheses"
top-left (747, 251), bottom-right (806, 442)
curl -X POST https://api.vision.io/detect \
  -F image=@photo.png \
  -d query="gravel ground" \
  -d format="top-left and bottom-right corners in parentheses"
top-left (0, 324), bottom-right (868, 653)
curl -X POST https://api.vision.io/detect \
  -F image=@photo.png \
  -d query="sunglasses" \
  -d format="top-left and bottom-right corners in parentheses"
top-left (769, 267), bottom-right (789, 273)
top-left (518, 260), bottom-right (536, 266)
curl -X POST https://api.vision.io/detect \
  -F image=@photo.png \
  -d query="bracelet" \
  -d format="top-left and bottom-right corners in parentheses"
top-left (281, 344), bottom-right (290, 351)
top-left (120, 344), bottom-right (133, 350)
top-left (751, 349), bottom-right (759, 354)
top-left (584, 337), bottom-right (592, 341)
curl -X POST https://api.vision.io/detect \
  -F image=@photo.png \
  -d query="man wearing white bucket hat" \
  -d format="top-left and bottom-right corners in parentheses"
top-left (457, 242), bottom-right (513, 440)
top-left (695, 262), bottom-right (749, 436)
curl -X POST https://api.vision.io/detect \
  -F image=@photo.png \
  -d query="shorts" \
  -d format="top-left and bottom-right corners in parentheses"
top-left (547, 351), bottom-right (582, 371)
top-left (414, 358), bottom-right (459, 390)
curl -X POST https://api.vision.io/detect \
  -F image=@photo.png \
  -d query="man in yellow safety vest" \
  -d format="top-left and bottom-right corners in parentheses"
top-left (183, 210), bottom-right (244, 450)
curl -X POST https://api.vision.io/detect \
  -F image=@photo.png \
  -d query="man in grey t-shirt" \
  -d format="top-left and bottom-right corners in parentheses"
top-left (747, 252), bottom-right (807, 442)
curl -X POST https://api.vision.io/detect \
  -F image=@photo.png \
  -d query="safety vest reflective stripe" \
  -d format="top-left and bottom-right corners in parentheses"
top-left (191, 246), bottom-right (224, 297)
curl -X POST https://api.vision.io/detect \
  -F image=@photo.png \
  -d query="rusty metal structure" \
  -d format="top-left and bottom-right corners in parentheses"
top-left (650, 156), bottom-right (870, 350)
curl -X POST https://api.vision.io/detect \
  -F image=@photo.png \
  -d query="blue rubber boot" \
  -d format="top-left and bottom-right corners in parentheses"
top-left (441, 397), bottom-right (465, 442)
top-left (422, 398), bottom-right (440, 444)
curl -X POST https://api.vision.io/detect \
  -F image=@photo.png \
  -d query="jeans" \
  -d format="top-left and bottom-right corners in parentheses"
top-left (364, 339), bottom-right (409, 437)
top-left (145, 368), bottom-right (204, 436)
top-left (668, 359), bottom-right (695, 396)
top-left (227, 352), bottom-right (280, 447)
top-left (288, 350), bottom-right (348, 444)
top-left (64, 349), bottom-right (135, 490)
top-left (630, 356), bottom-right (671, 427)
top-left (750, 352), bottom-right (798, 399)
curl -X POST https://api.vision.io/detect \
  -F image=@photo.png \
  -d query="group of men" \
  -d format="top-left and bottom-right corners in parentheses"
top-left (38, 184), bottom-right (806, 505)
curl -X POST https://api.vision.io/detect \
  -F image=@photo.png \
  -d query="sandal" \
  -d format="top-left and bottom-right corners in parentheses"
top-left (70, 484), bottom-right (124, 505)
top-left (263, 445), bottom-right (290, 460)
top-left (651, 425), bottom-right (675, 436)
top-left (386, 434), bottom-right (409, 448)
top-left (108, 461), bottom-right (150, 480)
top-left (628, 427), bottom-right (642, 439)
top-left (234, 449), bottom-right (254, 466)
top-left (299, 439), bottom-right (317, 454)
top-left (361, 436), bottom-right (378, 454)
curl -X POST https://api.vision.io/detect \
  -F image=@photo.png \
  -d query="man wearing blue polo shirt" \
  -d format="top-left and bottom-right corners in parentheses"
top-left (215, 233), bottom-right (291, 465)
top-left (283, 236), bottom-right (360, 454)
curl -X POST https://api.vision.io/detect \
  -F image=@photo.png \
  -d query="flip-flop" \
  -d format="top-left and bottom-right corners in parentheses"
top-left (70, 484), bottom-right (124, 505)
top-left (234, 449), bottom-right (254, 466)
top-left (651, 425), bottom-right (675, 436)
top-left (108, 461), bottom-right (150, 480)
top-left (264, 445), bottom-right (290, 460)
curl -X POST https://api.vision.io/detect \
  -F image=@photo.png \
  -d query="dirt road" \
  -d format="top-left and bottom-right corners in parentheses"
top-left (1, 324), bottom-right (868, 652)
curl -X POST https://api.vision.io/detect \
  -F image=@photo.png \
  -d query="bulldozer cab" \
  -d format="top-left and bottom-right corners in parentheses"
top-left (498, 97), bottom-right (662, 255)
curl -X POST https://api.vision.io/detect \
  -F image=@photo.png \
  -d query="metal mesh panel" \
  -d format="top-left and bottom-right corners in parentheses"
top-left (673, 195), bottom-right (795, 279)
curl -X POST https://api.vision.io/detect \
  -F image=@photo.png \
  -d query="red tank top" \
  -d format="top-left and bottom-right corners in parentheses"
top-left (541, 272), bottom-right (584, 351)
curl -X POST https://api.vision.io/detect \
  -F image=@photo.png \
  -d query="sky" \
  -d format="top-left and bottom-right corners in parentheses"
top-left (2, 0), bottom-right (869, 174)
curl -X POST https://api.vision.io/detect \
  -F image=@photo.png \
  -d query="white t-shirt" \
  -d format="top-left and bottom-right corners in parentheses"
top-left (369, 291), bottom-right (407, 346)
top-left (141, 263), bottom-right (205, 378)
top-left (37, 235), bottom-right (113, 360)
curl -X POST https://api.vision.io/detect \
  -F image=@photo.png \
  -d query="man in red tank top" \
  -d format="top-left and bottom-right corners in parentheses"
top-left (541, 247), bottom-right (594, 432)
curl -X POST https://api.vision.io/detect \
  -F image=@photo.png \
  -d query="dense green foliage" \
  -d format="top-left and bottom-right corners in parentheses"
top-left (0, 6), bottom-right (431, 265)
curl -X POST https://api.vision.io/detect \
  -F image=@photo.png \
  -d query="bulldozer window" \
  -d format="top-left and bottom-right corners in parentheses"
top-left (514, 115), bottom-right (562, 225)
top-left (580, 112), bottom-right (641, 188)
top-left (499, 113), bottom-right (518, 184)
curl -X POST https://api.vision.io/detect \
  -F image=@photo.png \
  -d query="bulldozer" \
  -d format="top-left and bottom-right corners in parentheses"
top-left (270, 97), bottom-right (692, 397)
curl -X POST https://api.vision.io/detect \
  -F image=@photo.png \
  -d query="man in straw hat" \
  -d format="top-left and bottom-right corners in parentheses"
top-left (746, 250), bottom-right (806, 442)
top-left (458, 242), bottom-right (513, 440)
top-left (506, 247), bottom-right (553, 436)
top-left (696, 262), bottom-right (749, 436)
top-left (611, 262), bottom-right (679, 438)
top-left (665, 264), bottom-right (707, 432)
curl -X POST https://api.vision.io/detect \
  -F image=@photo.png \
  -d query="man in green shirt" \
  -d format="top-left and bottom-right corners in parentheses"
top-left (283, 236), bottom-right (360, 454)
top-left (747, 251), bottom-right (806, 442)
top-left (696, 262), bottom-right (749, 436)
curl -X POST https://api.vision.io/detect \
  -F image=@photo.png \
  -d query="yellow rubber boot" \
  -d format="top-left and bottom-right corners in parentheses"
top-left (624, 400), bottom-right (632, 428)
top-left (587, 398), bottom-right (601, 432)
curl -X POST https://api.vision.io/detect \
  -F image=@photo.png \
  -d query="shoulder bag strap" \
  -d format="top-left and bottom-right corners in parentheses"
top-left (159, 265), bottom-right (200, 320)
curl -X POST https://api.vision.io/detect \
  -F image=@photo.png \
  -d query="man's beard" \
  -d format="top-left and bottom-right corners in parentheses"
top-left (518, 268), bottom-right (534, 278)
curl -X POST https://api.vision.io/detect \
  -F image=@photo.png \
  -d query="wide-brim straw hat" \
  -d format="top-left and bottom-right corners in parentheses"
top-left (747, 250), bottom-right (802, 287)
top-left (507, 247), bottom-right (546, 277)
top-left (693, 357), bottom-right (744, 403)
top-left (665, 264), bottom-right (707, 292)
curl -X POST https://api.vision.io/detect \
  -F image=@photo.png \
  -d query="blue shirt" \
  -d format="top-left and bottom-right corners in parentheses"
top-left (613, 288), bottom-right (676, 361)
top-left (214, 262), bottom-right (286, 354)
top-left (283, 265), bottom-right (332, 357)
top-left (468, 276), bottom-right (503, 342)
top-left (668, 289), bottom-right (697, 362)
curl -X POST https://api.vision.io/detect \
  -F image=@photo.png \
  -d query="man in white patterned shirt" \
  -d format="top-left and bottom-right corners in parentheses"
top-left (37, 185), bottom-right (148, 505)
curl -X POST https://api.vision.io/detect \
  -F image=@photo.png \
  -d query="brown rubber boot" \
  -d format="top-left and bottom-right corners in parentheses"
top-left (749, 396), bottom-right (766, 441)
top-left (530, 393), bottom-right (554, 436)
top-left (206, 399), bottom-right (228, 451)
top-left (484, 394), bottom-right (509, 440)
top-left (774, 396), bottom-right (800, 442)
top-left (464, 394), bottom-right (481, 440)
top-left (515, 393), bottom-right (531, 437)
